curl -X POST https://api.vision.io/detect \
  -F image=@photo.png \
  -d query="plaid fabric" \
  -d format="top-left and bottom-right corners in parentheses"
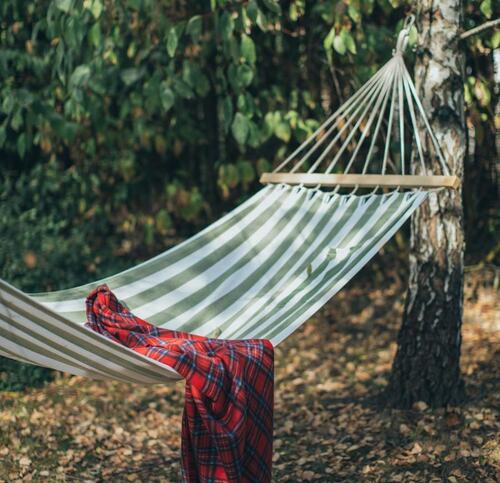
top-left (85, 285), bottom-right (274, 482)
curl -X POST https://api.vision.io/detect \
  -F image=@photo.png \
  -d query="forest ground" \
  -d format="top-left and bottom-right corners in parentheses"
top-left (0, 266), bottom-right (498, 482)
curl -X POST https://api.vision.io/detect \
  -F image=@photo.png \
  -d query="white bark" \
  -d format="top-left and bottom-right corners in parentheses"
top-left (387, 0), bottom-right (466, 408)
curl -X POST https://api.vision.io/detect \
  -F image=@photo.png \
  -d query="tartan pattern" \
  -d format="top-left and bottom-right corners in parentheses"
top-left (86, 285), bottom-right (274, 483)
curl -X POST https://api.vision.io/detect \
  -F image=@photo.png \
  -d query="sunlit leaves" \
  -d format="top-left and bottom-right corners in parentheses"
top-left (219, 11), bottom-right (234, 40)
top-left (347, 1), bottom-right (362, 23)
top-left (275, 120), bottom-right (291, 142)
top-left (158, 84), bottom-right (174, 112)
top-left (69, 64), bottom-right (91, 88)
top-left (17, 132), bottom-right (27, 158)
top-left (166, 27), bottom-right (178, 57)
top-left (88, 22), bottom-right (102, 48)
top-left (491, 31), bottom-right (500, 49)
top-left (261, 0), bottom-right (281, 15)
top-left (83, 0), bottom-right (103, 19)
top-left (54, 0), bottom-right (72, 13)
top-left (324, 27), bottom-right (356, 60)
top-left (241, 34), bottom-right (256, 64)
top-left (333, 35), bottom-right (346, 55)
top-left (265, 111), bottom-right (291, 143)
top-left (186, 15), bottom-right (202, 42)
top-left (237, 64), bottom-right (254, 87)
top-left (479, 0), bottom-right (492, 18)
top-left (120, 67), bottom-right (142, 86)
top-left (231, 112), bottom-right (250, 145)
top-left (344, 32), bottom-right (357, 54)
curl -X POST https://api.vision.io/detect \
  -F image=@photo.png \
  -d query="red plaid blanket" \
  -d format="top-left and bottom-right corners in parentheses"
top-left (85, 285), bottom-right (274, 482)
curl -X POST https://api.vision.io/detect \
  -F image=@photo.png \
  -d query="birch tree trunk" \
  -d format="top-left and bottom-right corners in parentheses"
top-left (386, 0), bottom-right (466, 408)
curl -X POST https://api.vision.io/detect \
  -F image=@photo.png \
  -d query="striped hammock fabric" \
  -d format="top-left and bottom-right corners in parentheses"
top-left (0, 184), bottom-right (427, 384)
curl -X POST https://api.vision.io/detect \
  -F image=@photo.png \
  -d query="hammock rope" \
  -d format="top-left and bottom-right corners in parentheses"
top-left (265, 15), bottom-right (455, 189)
top-left (0, 17), bottom-right (457, 384)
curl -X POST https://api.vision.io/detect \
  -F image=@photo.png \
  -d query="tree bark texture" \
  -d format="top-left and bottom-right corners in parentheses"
top-left (387, 0), bottom-right (467, 408)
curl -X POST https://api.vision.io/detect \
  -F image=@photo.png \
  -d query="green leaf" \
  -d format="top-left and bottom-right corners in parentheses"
top-left (256, 9), bottom-right (268, 31)
top-left (11, 109), bottom-right (23, 131)
top-left (90, 0), bottom-right (103, 19)
top-left (408, 26), bottom-right (418, 47)
top-left (241, 34), bottom-right (256, 64)
top-left (348, 4), bottom-right (361, 23)
top-left (0, 126), bottom-right (5, 148)
top-left (173, 79), bottom-right (193, 99)
top-left (231, 112), bottom-right (250, 145)
top-left (70, 65), bottom-right (91, 88)
top-left (144, 221), bottom-right (154, 245)
top-left (237, 64), bottom-right (254, 87)
top-left (55, 0), bottom-right (72, 13)
top-left (89, 23), bottom-right (102, 48)
top-left (224, 164), bottom-right (239, 188)
top-left (343, 32), bottom-right (357, 54)
top-left (262, 0), bottom-right (281, 14)
top-left (275, 121), bottom-right (291, 142)
top-left (155, 209), bottom-right (172, 233)
top-left (492, 30), bottom-right (500, 49)
top-left (223, 97), bottom-right (233, 133)
top-left (237, 160), bottom-right (255, 184)
top-left (121, 68), bottom-right (142, 86)
top-left (194, 73), bottom-right (210, 97)
top-left (187, 15), bottom-right (202, 42)
top-left (264, 111), bottom-right (280, 132)
top-left (247, 0), bottom-right (259, 22)
top-left (333, 35), bottom-right (346, 55)
top-left (181, 189), bottom-right (204, 221)
top-left (247, 120), bottom-right (261, 148)
top-left (127, 0), bottom-right (141, 9)
top-left (237, 94), bottom-right (247, 112)
top-left (480, 0), bottom-right (492, 18)
top-left (160, 85), bottom-right (175, 112)
top-left (323, 28), bottom-right (334, 50)
top-left (256, 158), bottom-right (271, 175)
top-left (17, 133), bottom-right (27, 158)
top-left (220, 11), bottom-right (234, 40)
top-left (167, 28), bottom-right (178, 57)
top-left (323, 28), bottom-right (335, 64)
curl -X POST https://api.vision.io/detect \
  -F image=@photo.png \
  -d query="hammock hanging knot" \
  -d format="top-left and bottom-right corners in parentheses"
top-left (394, 14), bottom-right (415, 56)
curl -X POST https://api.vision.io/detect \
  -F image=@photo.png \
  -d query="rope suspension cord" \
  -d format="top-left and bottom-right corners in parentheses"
top-left (273, 61), bottom-right (392, 174)
top-left (312, 61), bottom-right (395, 191)
top-left (400, 64), bottom-right (451, 176)
top-left (330, 58), bottom-right (398, 195)
top-left (349, 57), bottom-right (400, 196)
top-left (261, 14), bottom-right (459, 190)
top-left (288, 61), bottom-right (394, 175)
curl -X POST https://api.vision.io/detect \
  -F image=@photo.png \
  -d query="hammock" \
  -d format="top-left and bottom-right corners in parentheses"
top-left (0, 18), bottom-right (457, 384)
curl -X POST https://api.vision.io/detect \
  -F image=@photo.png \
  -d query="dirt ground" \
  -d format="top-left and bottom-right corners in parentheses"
top-left (0, 268), bottom-right (498, 482)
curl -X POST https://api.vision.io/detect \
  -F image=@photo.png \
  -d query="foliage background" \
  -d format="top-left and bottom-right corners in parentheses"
top-left (0, 0), bottom-right (498, 387)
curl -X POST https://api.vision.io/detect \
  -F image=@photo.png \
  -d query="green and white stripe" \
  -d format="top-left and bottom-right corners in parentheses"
top-left (0, 185), bottom-right (427, 384)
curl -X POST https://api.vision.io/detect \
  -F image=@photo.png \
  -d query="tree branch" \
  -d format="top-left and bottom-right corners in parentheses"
top-left (460, 18), bottom-right (500, 40)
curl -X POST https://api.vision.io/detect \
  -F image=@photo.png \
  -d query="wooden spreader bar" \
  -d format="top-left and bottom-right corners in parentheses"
top-left (260, 173), bottom-right (460, 190)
